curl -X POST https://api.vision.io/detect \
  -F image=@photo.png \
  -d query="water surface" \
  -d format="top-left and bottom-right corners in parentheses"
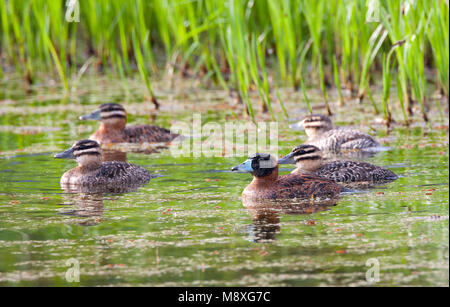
top-left (0, 76), bottom-right (448, 286)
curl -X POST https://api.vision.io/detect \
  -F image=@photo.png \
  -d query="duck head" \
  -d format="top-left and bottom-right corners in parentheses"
top-left (290, 114), bottom-right (333, 138)
top-left (80, 103), bottom-right (127, 130)
top-left (54, 139), bottom-right (102, 168)
top-left (278, 144), bottom-right (323, 172)
top-left (231, 153), bottom-right (278, 178)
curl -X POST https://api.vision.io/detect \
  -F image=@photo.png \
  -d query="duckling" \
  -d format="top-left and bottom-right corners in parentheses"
top-left (291, 114), bottom-right (380, 152)
top-left (278, 144), bottom-right (398, 185)
top-left (79, 103), bottom-right (179, 145)
top-left (231, 153), bottom-right (342, 200)
top-left (54, 139), bottom-right (151, 188)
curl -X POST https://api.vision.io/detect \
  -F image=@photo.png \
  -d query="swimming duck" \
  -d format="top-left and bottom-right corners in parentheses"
top-left (231, 153), bottom-right (342, 200)
top-left (54, 139), bottom-right (151, 188)
top-left (278, 144), bottom-right (398, 185)
top-left (290, 114), bottom-right (380, 152)
top-left (79, 103), bottom-right (179, 145)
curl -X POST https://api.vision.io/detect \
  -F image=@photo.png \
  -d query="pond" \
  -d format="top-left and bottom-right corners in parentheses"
top-left (0, 75), bottom-right (448, 286)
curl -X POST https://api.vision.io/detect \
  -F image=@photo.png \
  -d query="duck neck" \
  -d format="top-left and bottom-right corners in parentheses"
top-left (291, 167), bottom-right (316, 176)
top-left (295, 159), bottom-right (323, 173)
top-left (305, 126), bottom-right (332, 140)
top-left (99, 118), bottom-right (126, 134)
top-left (250, 166), bottom-right (279, 187)
top-left (77, 156), bottom-right (102, 172)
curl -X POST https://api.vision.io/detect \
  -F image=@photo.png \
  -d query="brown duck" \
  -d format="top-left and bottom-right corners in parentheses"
top-left (79, 103), bottom-right (179, 145)
top-left (231, 153), bottom-right (342, 200)
top-left (54, 139), bottom-right (151, 189)
top-left (278, 144), bottom-right (398, 186)
top-left (290, 114), bottom-right (380, 152)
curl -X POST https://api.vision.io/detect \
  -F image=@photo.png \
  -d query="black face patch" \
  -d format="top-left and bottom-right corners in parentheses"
top-left (249, 153), bottom-right (276, 177)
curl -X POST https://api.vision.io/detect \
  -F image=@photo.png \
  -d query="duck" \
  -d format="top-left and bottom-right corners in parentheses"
top-left (79, 103), bottom-right (179, 145)
top-left (231, 153), bottom-right (342, 200)
top-left (278, 144), bottom-right (398, 185)
top-left (290, 114), bottom-right (380, 152)
top-left (54, 139), bottom-right (151, 188)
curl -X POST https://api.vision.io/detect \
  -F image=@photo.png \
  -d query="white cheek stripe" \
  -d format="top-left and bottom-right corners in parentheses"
top-left (295, 153), bottom-right (321, 160)
top-left (304, 122), bottom-right (325, 128)
top-left (102, 110), bottom-right (126, 117)
top-left (74, 148), bottom-right (101, 156)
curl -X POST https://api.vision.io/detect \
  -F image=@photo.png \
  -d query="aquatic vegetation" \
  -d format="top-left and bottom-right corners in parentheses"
top-left (0, 0), bottom-right (448, 288)
top-left (0, 82), bottom-right (448, 286)
top-left (0, 0), bottom-right (448, 121)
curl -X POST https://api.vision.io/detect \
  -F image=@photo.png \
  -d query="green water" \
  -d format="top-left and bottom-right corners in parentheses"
top-left (0, 77), bottom-right (448, 286)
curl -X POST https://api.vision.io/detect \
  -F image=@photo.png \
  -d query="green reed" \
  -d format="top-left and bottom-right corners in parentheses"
top-left (427, 0), bottom-right (449, 97)
top-left (332, 55), bottom-right (344, 106)
top-left (0, 0), bottom-right (448, 121)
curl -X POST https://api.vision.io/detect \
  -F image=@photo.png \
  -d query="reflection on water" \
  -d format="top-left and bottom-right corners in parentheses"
top-left (60, 182), bottom-right (147, 194)
top-left (247, 208), bottom-right (281, 242)
top-left (242, 195), bottom-right (341, 210)
top-left (56, 150), bottom-right (151, 226)
top-left (0, 77), bottom-right (448, 286)
top-left (101, 142), bottom-right (169, 154)
top-left (59, 192), bottom-right (104, 220)
top-left (244, 197), bottom-right (339, 242)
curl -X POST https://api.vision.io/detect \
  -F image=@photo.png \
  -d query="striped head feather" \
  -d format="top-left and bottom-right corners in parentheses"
top-left (80, 103), bottom-right (127, 128)
top-left (55, 139), bottom-right (102, 167)
top-left (72, 139), bottom-right (102, 157)
top-left (279, 144), bottom-right (323, 172)
top-left (301, 114), bottom-right (333, 137)
top-left (98, 103), bottom-right (127, 120)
